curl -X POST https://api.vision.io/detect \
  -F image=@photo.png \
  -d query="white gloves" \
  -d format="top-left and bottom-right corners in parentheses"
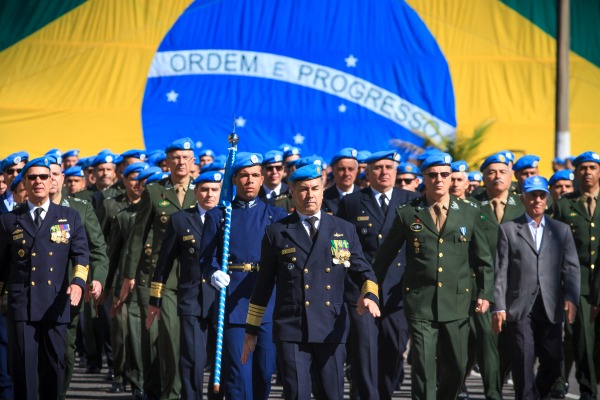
top-left (211, 270), bottom-right (231, 290)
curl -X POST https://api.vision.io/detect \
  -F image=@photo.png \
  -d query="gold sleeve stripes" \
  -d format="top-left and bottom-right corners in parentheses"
top-left (73, 265), bottom-right (89, 282)
top-left (246, 303), bottom-right (267, 327)
top-left (150, 282), bottom-right (165, 298)
top-left (361, 280), bottom-right (379, 298)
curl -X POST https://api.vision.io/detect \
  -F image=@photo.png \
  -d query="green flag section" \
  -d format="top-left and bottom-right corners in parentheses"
top-left (0, 0), bottom-right (87, 51)
top-left (408, 0), bottom-right (600, 176)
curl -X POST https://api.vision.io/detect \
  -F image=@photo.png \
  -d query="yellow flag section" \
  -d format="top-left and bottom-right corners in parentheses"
top-left (0, 0), bottom-right (193, 158)
top-left (407, 0), bottom-right (600, 175)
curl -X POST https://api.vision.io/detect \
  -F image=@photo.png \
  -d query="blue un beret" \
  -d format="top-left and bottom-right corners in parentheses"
top-left (573, 151), bottom-right (600, 167)
top-left (134, 166), bottom-right (163, 181)
top-left (513, 155), bottom-right (540, 172)
top-left (77, 157), bottom-right (93, 170)
top-left (468, 171), bottom-right (483, 182)
top-left (552, 157), bottom-right (565, 165)
top-left (1, 151), bottom-right (29, 172)
top-left (283, 147), bottom-right (301, 158)
top-left (356, 150), bottom-right (372, 163)
top-left (64, 166), bottom-right (85, 178)
top-left (121, 149), bottom-right (148, 161)
top-left (198, 149), bottom-right (215, 158)
top-left (46, 155), bottom-right (62, 166)
top-left (165, 137), bottom-right (194, 153)
top-left (296, 155), bottom-right (324, 168)
top-left (480, 153), bottom-right (510, 172)
top-left (63, 149), bottom-right (79, 158)
top-left (498, 150), bottom-right (515, 162)
top-left (289, 164), bottom-right (323, 182)
top-left (147, 151), bottom-right (167, 166)
top-left (123, 162), bottom-right (149, 177)
top-left (451, 160), bottom-right (469, 173)
top-left (22, 157), bottom-right (51, 176)
top-left (330, 148), bottom-right (358, 166)
top-left (45, 149), bottom-right (62, 165)
top-left (416, 148), bottom-right (443, 162)
top-left (263, 150), bottom-right (284, 165)
top-left (522, 175), bottom-right (549, 194)
top-left (421, 153), bottom-right (452, 170)
top-left (193, 171), bottom-right (224, 184)
top-left (549, 169), bottom-right (574, 186)
top-left (10, 173), bottom-right (23, 192)
top-left (91, 153), bottom-right (117, 167)
top-left (200, 161), bottom-right (225, 174)
top-left (232, 152), bottom-right (263, 175)
top-left (397, 162), bottom-right (420, 175)
top-left (364, 150), bottom-right (400, 164)
top-left (146, 171), bottom-right (170, 184)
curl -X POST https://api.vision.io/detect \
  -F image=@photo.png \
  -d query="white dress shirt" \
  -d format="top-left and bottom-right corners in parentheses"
top-left (525, 213), bottom-right (545, 252)
top-left (28, 199), bottom-right (51, 223)
top-left (297, 210), bottom-right (322, 238)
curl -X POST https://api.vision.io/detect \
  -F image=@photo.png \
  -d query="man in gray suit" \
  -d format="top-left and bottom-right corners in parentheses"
top-left (493, 175), bottom-right (580, 400)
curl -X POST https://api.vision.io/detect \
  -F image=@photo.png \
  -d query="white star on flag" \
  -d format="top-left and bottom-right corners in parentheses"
top-left (195, 141), bottom-right (203, 148)
top-left (166, 90), bottom-right (179, 102)
top-left (293, 133), bottom-right (305, 145)
top-left (338, 104), bottom-right (347, 113)
top-left (235, 116), bottom-right (247, 127)
top-left (344, 54), bottom-right (358, 68)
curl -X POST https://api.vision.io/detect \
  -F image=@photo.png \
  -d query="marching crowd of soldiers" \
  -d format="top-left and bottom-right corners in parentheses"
top-left (0, 138), bottom-right (598, 400)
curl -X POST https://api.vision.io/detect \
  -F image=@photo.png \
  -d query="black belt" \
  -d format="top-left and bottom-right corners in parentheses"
top-left (228, 263), bottom-right (260, 272)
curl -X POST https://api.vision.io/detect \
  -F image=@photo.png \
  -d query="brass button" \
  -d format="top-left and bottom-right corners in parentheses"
top-left (292, 257), bottom-right (297, 262)
top-left (397, 263), bottom-right (401, 267)
top-left (31, 253), bottom-right (36, 257)
top-left (438, 267), bottom-right (443, 272)
top-left (305, 285), bottom-right (310, 289)
top-left (439, 238), bottom-right (443, 243)
top-left (31, 267), bottom-right (36, 271)
top-left (438, 282), bottom-right (442, 287)
top-left (592, 250), bottom-right (596, 255)
top-left (22, 240), bottom-right (26, 244)
top-left (305, 301), bottom-right (310, 306)
top-left (141, 279), bottom-right (147, 284)
top-left (592, 264), bottom-right (595, 270)
top-left (325, 301), bottom-right (331, 307)
top-left (304, 268), bottom-right (309, 273)
top-left (405, 287), bottom-right (410, 292)
top-left (592, 222), bottom-right (596, 228)
top-left (31, 281), bottom-right (35, 286)
top-left (413, 238), bottom-right (418, 242)
top-left (325, 267), bottom-right (331, 273)
top-left (50, 268), bottom-right (53, 272)
top-left (472, 273), bottom-right (476, 277)
top-left (378, 234), bottom-right (383, 239)
top-left (466, 288), bottom-right (469, 292)
top-left (326, 285), bottom-right (331, 290)
top-left (202, 279), bottom-right (206, 283)
top-left (414, 242), bottom-right (420, 248)
top-left (438, 253), bottom-right (443, 258)
top-left (47, 280), bottom-right (51, 285)
top-left (48, 252), bottom-right (53, 256)
top-left (368, 223), bottom-right (373, 227)
top-left (161, 211), bottom-right (166, 215)
top-left (592, 236), bottom-right (596, 241)
top-left (191, 240), bottom-right (195, 244)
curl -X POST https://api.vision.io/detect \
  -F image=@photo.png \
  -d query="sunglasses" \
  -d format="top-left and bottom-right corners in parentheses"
top-left (424, 172), bottom-right (451, 179)
top-left (396, 178), bottom-right (415, 185)
top-left (26, 174), bottom-right (50, 181)
top-left (265, 165), bottom-right (284, 172)
top-left (5, 168), bottom-right (22, 175)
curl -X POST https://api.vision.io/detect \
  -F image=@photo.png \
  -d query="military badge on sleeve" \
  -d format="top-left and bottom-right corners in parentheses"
top-left (331, 240), bottom-right (351, 268)
top-left (50, 224), bottom-right (70, 243)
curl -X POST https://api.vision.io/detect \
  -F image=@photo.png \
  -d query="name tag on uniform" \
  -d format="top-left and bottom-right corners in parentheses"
top-left (281, 248), bottom-right (296, 255)
top-left (182, 235), bottom-right (194, 242)
top-left (58, 219), bottom-right (67, 222)
top-left (357, 216), bottom-right (369, 221)
top-left (13, 233), bottom-right (23, 240)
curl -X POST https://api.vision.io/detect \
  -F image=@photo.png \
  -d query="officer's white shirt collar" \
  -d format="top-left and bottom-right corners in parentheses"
top-left (297, 210), bottom-right (322, 237)
top-left (525, 213), bottom-right (545, 251)
top-left (336, 184), bottom-right (354, 198)
top-left (27, 198), bottom-right (51, 222)
top-left (263, 183), bottom-right (282, 199)
top-left (370, 187), bottom-right (394, 205)
top-left (197, 204), bottom-right (209, 223)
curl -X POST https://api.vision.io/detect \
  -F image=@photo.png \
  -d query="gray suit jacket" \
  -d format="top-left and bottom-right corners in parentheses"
top-left (494, 214), bottom-right (580, 323)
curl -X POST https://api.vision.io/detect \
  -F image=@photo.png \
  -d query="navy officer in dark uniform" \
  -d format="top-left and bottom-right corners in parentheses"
top-left (241, 164), bottom-right (381, 400)
top-left (202, 152), bottom-right (287, 399)
top-left (0, 157), bottom-right (89, 400)
top-left (337, 150), bottom-right (418, 400)
top-left (322, 148), bottom-right (360, 215)
top-left (146, 170), bottom-right (224, 400)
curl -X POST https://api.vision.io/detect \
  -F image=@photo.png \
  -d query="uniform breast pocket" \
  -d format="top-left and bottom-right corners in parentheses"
top-left (454, 233), bottom-right (471, 255)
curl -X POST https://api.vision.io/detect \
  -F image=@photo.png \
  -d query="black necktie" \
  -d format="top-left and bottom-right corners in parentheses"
top-left (305, 216), bottom-right (318, 242)
top-left (379, 194), bottom-right (388, 214)
top-left (34, 208), bottom-right (43, 228)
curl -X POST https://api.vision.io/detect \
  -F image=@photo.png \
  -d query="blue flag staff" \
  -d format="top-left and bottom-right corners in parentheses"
top-left (213, 120), bottom-right (239, 393)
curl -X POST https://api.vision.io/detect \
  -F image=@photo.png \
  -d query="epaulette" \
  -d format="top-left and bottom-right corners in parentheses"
top-left (67, 196), bottom-right (88, 204)
top-left (462, 198), bottom-right (479, 208)
top-left (397, 202), bottom-right (409, 209)
top-left (275, 193), bottom-right (290, 200)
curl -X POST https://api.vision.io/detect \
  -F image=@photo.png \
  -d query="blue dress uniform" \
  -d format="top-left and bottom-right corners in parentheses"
top-left (337, 182), bottom-right (418, 400)
top-left (202, 196), bottom-right (287, 400)
top-left (245, 208), bottom-right (379, 400)
top-left (0, 199), bottom-right (89, 400)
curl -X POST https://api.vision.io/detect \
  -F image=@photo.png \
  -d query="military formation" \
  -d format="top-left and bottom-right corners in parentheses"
top-left (0, 140), bottom-right (598, 400)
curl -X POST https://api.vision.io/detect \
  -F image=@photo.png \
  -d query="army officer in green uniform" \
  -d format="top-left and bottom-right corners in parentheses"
top-left (372, 153), bottom-right (494, 400)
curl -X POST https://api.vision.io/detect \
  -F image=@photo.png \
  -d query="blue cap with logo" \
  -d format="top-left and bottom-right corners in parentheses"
top-left (232, 152), bottom-right (263, 175)
top-left (513, 155), bottom-right (540, 172)
top-left (193, 171), bottom-right (224, 184)
top-left (330, 148), bottom-right (358, 166)
top-left (46, 155), bottom-right (62, 166)
top-left (63, 149), bottom-right (79, 158)
top-left (421, 153), bottom-right (452, 170)
top-left (91, 153), bottom-right (117, 167)
top-left (165, 137), bottom-right (194, 153)
top-left (22, 157), bottom-right (51, 176)
top-left (45, 149), bottom-right (62, 163)
top-left (10, 173), bottom-right (23, 192)
top-left (357, 150), bottom-right (372, 163)
top-left (522, 175), bottom-right (549, 194)
top-left (77, 157), bottom-right (93, 169)
top-left (134, 166), bottom-right (163, 181)
top-left (283, 147), bottom-right (301, 158)
top-left (64, 166), bottom-right (85, 178)
top-left (549, 169), bottom-right (574, 186)
top-left (201, 162), bottom-right (225, 174)
top-left (263, 150), bottom-right (284, 165)
top-left (416, 148), bottom-right (443, 162)
top-left (479, 153), bottom-right (510, 172)
top-left (498, 150), bottom-right (515, 162)
top-left (198, 149), bottom-right (215, 158)
top-left (1, 151), bottom-right (29, 173)
top-left (146, 171), bottom-right (170, 184)
top-left (451, 160), bottom-right (468, 173)
top-left (468, 171), bottom-right (483, 182)
top-left (148, 151), bottom-right (167, 166)
top-left (121, 149), bottom-right (148, 161)
top-left (364, 150), bottom-right (401, 164)
top-left (573, 151), bottom-right (600, 167)
top-left (123, 162), bottom-right (149, 177)
top-left (289, 164), bottom-right (323, 182)
top-left (296, 155), bottom-right (324, 168)
top-left (397, 162), bottom-right (420, 176)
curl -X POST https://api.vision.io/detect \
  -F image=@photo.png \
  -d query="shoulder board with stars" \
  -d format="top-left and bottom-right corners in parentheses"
top-left (462, 199), bottom-right (479, 208)
top-left (276, 193), bottom-right (290, 200)
top-left (397, 202), bottom-right (409, 210)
